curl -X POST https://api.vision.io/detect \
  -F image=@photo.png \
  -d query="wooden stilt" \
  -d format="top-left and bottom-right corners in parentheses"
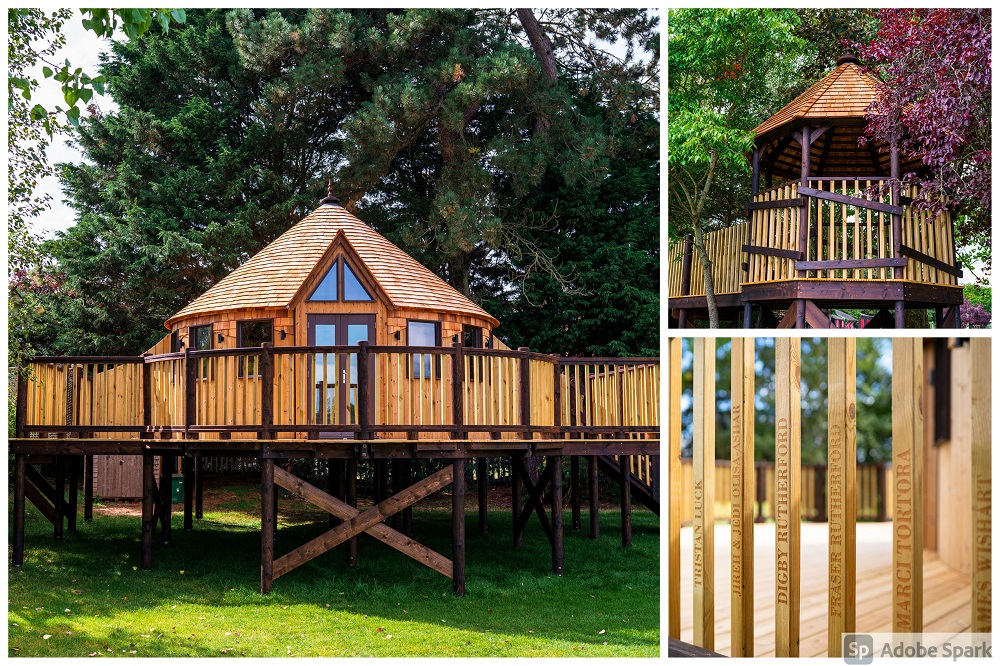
top-left (402, 459), bottom-right (413, 537)
top-left (67, 455), bottom-right (79, 532)
top-left (512, 455), bottom-right (523, 549)
top-left (589, 455), bottom-right (599, 539)
top-left (194, 455), bottom-right (203, 519)
top-left (619, 454), bottom-right (632, 548)
top-left (550, 456), bottom-right (564, 574)
top-left (392, 459), bottom-right (403, 530)
top-left (452, 459), bottom-right (466, 596)
top-left (375, 459), bottom-right (388, 504)
top-left (13, 454), bottom-right (26, 566)
top-left (570, 455), bottom-right (581, 530)
top-left (329, 459), bottom-right (343, 528)
top-left (54, 455), bottom-right (65, 540)
top-left (84, 454), bottom-right (94, 522)
top-left (346, 457), bottom-right (358, 565)
top-left (743, 302), bottom-right (753, 328)
top-left (477, 457), bottom-right (488, 536)
top-left (261, 458), bottom-right (275, 594)
top-left (894, 301), bottom-right (905, 329)
top-left (183, 456), bottom-right (194, 531)
top-left (159, 455), bottom-right (171, 544)
top-left (141, 453), bottom-right (154, 570)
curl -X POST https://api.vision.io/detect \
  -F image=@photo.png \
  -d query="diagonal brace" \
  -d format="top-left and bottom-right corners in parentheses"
top-left (273, 466), bottom-right (454, 580)
top-left (513, 459), bottom-right (554, 545)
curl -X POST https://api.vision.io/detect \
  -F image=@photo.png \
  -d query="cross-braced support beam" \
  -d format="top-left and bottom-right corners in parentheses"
top-left (510, 455), bottom-right (565, 575)
top-left (260, 464), bottom-right (463, 594)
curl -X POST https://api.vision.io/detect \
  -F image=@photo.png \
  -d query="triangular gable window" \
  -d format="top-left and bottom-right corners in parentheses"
top-left (308, 260), bottom-right (339, 301)
top-left (343, 260), bottom-right (373, 301)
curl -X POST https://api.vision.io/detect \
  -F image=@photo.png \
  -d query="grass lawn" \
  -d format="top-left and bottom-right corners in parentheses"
top-left (8, 482), bottom-right (659, 657)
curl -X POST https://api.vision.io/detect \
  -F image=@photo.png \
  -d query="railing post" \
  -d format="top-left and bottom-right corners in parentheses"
top-left (452, 343), bottom-right (464, 439)
top-left (518, 347), bottom-right (531, 440)
top-left (260, 343), bottom-right (274, 441)
top-left (730, 337), bottom-right (755, 657)
top-left (797, 125), bottom-right (811, 277)
top-left (15, 372), bottom-right (27, 439)
top-left (775, 338), bottom-right (801, 657)
top-left (890, 135), bottom-right (903, 279)
top-left (357, 341), bottom-right (370, 441)
top-left (13, 454), bottom-right (25, 566)
top-left (692, 338), bottom-right (715, 650)
top-left (679, 235), bottom-right (693, 328)
top-left (552, 355), bottom-right (562, 435)
top-left (184, 347), bottom-right (196, 436)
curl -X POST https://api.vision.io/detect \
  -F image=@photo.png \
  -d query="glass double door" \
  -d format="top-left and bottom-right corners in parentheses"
top-left (307, 314), bottom-right (375, 430)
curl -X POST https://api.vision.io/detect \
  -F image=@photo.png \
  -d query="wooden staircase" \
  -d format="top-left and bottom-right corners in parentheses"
top-left (597, 454), bottom-right (659, 516)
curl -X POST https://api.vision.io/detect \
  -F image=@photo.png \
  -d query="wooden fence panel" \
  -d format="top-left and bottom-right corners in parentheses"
top-left (692, 338), bottom-right (715, 650)
top-left (827, 338), bottom-right (857, 657)
top-left (730, 338), bottom-right (754, 656)
top-left (775, 338), bottom-right (801, 656)
top-left (891, 338), bottom-right (923, 632)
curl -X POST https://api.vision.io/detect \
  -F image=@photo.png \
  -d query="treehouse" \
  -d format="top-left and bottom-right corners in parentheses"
top-left (666, 337), bottom-right (992, 657)
top-left (11, 188), bottom-right (659, 597)
top-left (668, 55), bottom-right (965, 329)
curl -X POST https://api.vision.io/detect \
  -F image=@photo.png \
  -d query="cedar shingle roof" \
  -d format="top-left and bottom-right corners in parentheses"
top-left (753, 60), bottom-right (880, 138)
top-left (165, 204), bottom-right (498, 327)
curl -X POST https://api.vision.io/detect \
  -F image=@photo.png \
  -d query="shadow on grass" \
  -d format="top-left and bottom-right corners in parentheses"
top-left (9, 493), bottom-right (658, 657)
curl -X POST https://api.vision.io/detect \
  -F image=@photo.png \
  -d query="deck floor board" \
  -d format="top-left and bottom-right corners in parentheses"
top-left (677, 522), bottom-right (971, 657)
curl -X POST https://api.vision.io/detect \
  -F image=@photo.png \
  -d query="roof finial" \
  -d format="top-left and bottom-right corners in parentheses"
top-left (837, 52), bottom-right (860, 67)
top-left (320, 178), bottom-right (341, 206)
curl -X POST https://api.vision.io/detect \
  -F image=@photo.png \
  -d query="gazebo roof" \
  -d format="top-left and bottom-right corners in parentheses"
top-left (165, 202), bottom-right (498, 327)
top-left (753, 56), bottom-right (880, 139)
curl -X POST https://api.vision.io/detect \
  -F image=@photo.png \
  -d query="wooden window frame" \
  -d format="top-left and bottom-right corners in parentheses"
top-left (341, 256), bottom-right (375, 302)
top-left (237, 318), bottom-right (273, 378)
top-left (407, 319), bottom-right (442, 379)
top-left (188, 324), bottom-right (214, 380)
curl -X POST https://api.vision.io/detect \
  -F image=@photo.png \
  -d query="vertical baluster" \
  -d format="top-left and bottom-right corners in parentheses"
top-left (692, 338), bottom-right (715, 650)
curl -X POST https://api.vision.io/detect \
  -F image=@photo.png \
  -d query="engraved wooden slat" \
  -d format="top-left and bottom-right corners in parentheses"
top-left (851, 180), bottom-right (860, 278)
top-left (827, 181), bottom-right (835, 275)
top-left (692, 338), bottom-right (715, 650)
top-left (775, 337), bottom-right (801, 656)
top-left (730, 337), bottom-right (754, 657)
top-left (839, 179), bottom-right (848, 277)
top-left (970, 338), bottom-right (991, 632)
top-left (827, 338), bottom-right (857, 657)
top-left (891, 338), bottom-right (923, 632)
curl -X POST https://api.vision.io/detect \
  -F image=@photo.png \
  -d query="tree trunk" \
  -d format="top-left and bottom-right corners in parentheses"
top-left (516, 8), bottom-right (557, 134)
top-left (691, 223), bottom-right (720, 328)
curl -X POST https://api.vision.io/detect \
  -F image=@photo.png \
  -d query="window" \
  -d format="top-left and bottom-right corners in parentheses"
top-left (170, 330), bottom-right (179, 353)
top-left (237, 319), bottom-right (273, 377)
top-left (189, 324), bottom-right (213, 379)
top-left (407, 320), bottom-right (441, 377)
top-left (307, 257), bottom-right (374, 302)
top-left (463, 325), bottom-right (484, 380)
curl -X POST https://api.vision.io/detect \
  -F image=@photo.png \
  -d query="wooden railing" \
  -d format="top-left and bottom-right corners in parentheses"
top-left (668, 179), bottom-right (960, 296)
top-left (19, 346), bottom-right (659, 441)
top-left (678, 459), bottom-right (893, 524)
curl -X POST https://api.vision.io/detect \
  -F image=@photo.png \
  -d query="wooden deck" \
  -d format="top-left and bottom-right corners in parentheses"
top-left (676, 522), bottom-right (972, 657)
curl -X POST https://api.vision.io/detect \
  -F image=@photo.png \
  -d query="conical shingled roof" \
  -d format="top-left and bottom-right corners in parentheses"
top-left (753, 58), bottom-right (880, 138)
top-left (165, 205), bottom-right (498, 327)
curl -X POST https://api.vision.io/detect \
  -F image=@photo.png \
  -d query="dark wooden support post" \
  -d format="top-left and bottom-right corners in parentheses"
top-left (570, 456), bottom-right (581, 530)
top-left (477, 458), bottom-right (489, 536)
top-left (54, 455), bottom-right (65, 540)
top-left (141, 453), bottom-right (154, 569)
top-left (895, 301), bottom-right (905, 329)
top-left (357, 340), bottom-right (371, 441)
top-left (752, 147), bottom-right (761, 195)
top-left (184, 346), bottom-right (196, 437)
top-left (391, 460), bottom-right (403, 530)
top-left (452, 459), bottom-right (467, 596)
top-left (84, 454), bottom-right (94, 522)
top-left (935, 308), bottom-right (945, 328)
top-left (67, 455), bottom-right (79, 532)
top-left (797, 125), bottom-right (811, 277)
top-left (346, 458), bottom-right (358, 564)
top-left (159, 455), bottom-right (171, 544)
top-left (13, 454), bottom-right (26, 566)
top-left (518, 347), bottom-right (531, 441)
top-left (260, 458), bottom-right (275, 594)
top-left (743, 303), bottom-right (753, 329)
top-left (890, 136), bottom-right (903, 279)
top-left (589, 455), bottom-right (600, 539)
top-left (511, 455), bottom-right (523, 549)
top-left (183, 456), bottom-right (194, 531)
top-left (796, 300), bottom-right (806, 329)
top-left (550, 456), bottom-right (564, 575)
top-left (401, 460), bottom-right (413, 537)
top-left (195, 455), bottom-right (203, 519)
top-left (329, 460), bottom-right (344, 528)
top-left (452, 343), bottom-right (465, 439)
top-left (619, 454), bottom-right (632, 548)
top-left (678, 235), bottom-right (693, 328)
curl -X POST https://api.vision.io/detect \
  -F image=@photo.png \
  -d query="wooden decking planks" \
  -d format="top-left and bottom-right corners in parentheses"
top-left (677, 522), bottom-right (973, 657)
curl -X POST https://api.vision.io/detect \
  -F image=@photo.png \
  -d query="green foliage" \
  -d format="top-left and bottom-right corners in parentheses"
top-left (25, 9), bottom-right (657, 357)
top-left (963, 284), bottom-right (991, 312)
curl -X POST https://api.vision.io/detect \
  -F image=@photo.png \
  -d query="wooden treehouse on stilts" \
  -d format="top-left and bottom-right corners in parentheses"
top-left (11, 189), bottom-right (660, 595)
top-left (669, 55), bottom-right (965, 329)
top-left (666, 337), bottom-right (991, 657)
